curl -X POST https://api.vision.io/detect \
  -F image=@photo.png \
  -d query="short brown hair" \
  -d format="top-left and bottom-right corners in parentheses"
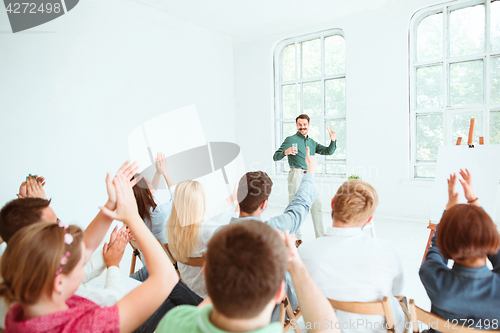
top-left (237, 172), bottom-right (273, 214)
top-left (296, 114), bottom-right (310, 123)
top-left (0, 222), bottom-right (83, 306)
top-left (438, 205), bottom-right (499, 260)
top-left (332, 180), bottom-right (378, 226)
top-left (0, 198), bottom-right (52, 243)
top-left (205, 220), bottom-right (288, 319)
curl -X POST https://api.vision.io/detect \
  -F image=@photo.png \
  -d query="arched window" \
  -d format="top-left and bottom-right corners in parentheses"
top-left (410, 0), bottom-right (500, 178)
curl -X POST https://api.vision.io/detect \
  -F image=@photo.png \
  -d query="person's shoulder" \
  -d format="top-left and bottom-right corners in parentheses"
top-left (297, 237), bottom-right (325, 258)
top-left (157, 305), bottom-right (203, 333)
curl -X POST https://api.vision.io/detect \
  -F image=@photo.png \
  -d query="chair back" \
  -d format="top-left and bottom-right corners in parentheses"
top-left (279, 293), bottom-right (301, 333)
top-left (409, 299), bottom-right (499, 333)
top-left (328, 297), bottom-right (395, 332)
top-left (129, 239), bottom-right (141, 275)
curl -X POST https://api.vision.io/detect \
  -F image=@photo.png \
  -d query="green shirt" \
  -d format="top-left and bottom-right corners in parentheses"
top-left (273, 131), bottom-right (337, 170)
top-left (156, 305), bottom-right (283, 333)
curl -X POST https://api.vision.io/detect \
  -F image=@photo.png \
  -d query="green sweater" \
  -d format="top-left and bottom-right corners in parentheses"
top-left (273, 131), bottom-right (337, 170)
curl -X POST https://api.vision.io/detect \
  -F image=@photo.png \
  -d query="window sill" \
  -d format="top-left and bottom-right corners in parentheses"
top-left (272, 174), bottom-right (347, 183)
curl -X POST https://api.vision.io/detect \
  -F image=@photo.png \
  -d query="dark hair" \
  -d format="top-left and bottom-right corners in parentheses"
top-left (205, 220), bottom-right (288, 319)
top-left (237, 172), bottom-right (273, 214)
top-left (296, 114), bottom-right (310, 123)
top-left (132, 176), bottom-right (157, 227)
top-left (438, 204), bottom-right (500, 260)
top-left (0, 198), bottom-right (52, 243)
top-left (0, 222), bottom-right (83, 306)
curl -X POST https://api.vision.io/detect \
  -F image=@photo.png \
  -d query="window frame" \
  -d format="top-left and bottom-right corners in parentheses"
top-left (273, 29), bottom-right (347, 177)
top-left (409, 0), bottom-right (500, 179)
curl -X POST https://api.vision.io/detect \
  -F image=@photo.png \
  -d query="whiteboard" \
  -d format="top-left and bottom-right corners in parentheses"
top-left (429, 145), bottom-right (500, 223)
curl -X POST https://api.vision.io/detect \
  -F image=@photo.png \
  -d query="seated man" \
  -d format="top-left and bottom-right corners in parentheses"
top-left (217, 147), bottom-right (317, 318)
top-left (299, 180), bottom-right (405, 333)
top-left (225, 146), bottom-right (317, 236)
top-left (157, 220), bottom-right (339, 333)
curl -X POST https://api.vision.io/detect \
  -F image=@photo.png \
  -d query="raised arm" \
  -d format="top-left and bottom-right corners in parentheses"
top-left (152, 152), bottom-right (174, 189)
top-left (83, 161), bottom-right (138, 259)
top-left (100, 173), bottom-right (178, 333)
top-left (280, 230), bottom-right (339, 333)
top-left (270, 147), bottom-right (317, 234)
top-left (315, 125), bottom-right (337, 155)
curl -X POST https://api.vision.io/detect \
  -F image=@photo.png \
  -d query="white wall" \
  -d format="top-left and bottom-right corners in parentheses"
top-left (0, 0), bottom-right (235, 227)
top-left (233, 0), bottom-right (465, 224)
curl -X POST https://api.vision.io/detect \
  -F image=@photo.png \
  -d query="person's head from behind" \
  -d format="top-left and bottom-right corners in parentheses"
top-left (132, 175), bottom-right (157, 226)
top-left (237, 171), bottom-right (273, 216)
top-left (0, 198), bottom-right (57, 244)
top-left (332, 179), bottom-right (378, 228)
top-left (0, 222), bottom-right (85, 307)
top-left (167, 180), bottom-right (205, 262)
top-left (205, 220), bottom-right (287, 320)
top-left (296, 114), bottom-right (310, 136)
top-left (438, 204), bottom-right (499, 263)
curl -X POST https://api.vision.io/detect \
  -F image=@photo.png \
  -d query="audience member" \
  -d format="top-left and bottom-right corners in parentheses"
top-left (420, 169), bottom-right (500, 329)
top-left (0, 168), bottom-right (178, 332)
top-left (299, 179), bottom-right (405, 333)
top-left (166, 180), bottom-right (237, 298)
top-left (158, 220), bottom-right (339, 333)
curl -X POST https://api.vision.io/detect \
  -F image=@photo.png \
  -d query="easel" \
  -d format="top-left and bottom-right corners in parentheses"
top-left (421, 118), bottom-right (484, 264)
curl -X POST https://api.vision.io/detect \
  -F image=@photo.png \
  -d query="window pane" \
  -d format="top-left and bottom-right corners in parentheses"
top-left (315, 163), bottom-right (324, 176)
top-left (325, 78), bottom-right (346, 116)
top-left (415, 165), bottom-right (436, 178)
top-left (326, 119), bottom-right (346, 159)
top-left (303, 81), bottom-right (322, 116)
top-left (416, 114), bottom-right (443, 161)
top-left (417, 13), bottom-right (442, 62)
top-left (326, 163), bottom-right (347, 176)
top-left (302, 39), bottom-right (321, 78)
top-left (416, 65), bottom-right (442, 109)
top-left (283, 122), bottom-right (296, 139)
top-left (492, 57), bottom-right (500, 105)
top-left (449, 4), bottom-right (485, 57)
top-left (325, 35), bottom-right (345, 75)
top-left (451, 113), bottom-right (483, 144)
top-left (491, 1), bottom-right (500, 51)
top-left (450, 60), bottom-right (483, 106)
top-left (282, 85), bottom-right (296, 118)
top-left (282, 45), bottom-right (295, 81)
top-left (308, 122), bottom-right (321, 142)
top-left (490, 112), bottom-right (500, 144)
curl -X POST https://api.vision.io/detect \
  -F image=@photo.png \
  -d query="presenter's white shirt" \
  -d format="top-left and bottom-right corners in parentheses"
top-left (299, 227), bottom-right (405, 333)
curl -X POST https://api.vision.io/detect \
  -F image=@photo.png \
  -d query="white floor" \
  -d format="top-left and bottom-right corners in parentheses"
top-left (90, 205), bottom-right (433, 331)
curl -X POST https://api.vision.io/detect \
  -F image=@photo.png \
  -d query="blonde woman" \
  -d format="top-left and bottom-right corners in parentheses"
top-left (167, 180), bottom-right (237, 298)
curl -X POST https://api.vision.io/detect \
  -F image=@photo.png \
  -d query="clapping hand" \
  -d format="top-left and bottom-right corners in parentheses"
top-left (155, 152), bottom-right (168, 176)
top-left (327, 125), bottom-right (336, 142)
top-left (18, 174), bottom-right (46, 199)
top-left (100, 173), bottom-right (141, 225)
top-left (446, 169), bottom-right (479, 210)
top-left (446, 173), bottom-right (459, 210)
top-left (106, 161), bottom-right (139, 210)
top-left (103, 225), bottom-right (132, 268)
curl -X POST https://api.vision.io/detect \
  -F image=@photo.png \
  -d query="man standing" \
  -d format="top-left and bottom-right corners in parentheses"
top-left (273, 114), bottom-right (336, 239)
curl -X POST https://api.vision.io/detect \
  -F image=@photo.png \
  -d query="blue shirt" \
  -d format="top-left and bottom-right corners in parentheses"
top-left (419, 226), bottom-right (500, 329)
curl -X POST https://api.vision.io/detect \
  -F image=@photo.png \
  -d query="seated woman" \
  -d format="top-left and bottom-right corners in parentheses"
top-left (420, 169), bottom-right (500, 329)
top-left (0, 168), bottom-right (179, 333)
top-left (167, 180), bottom-right (237, 298)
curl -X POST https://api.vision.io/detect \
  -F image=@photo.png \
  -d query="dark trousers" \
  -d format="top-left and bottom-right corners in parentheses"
top-left (131, 267), bottom-right (203, 333)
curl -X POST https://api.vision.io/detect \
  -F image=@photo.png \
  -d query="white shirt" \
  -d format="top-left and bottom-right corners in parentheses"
top-left (299, 227), bottom-right (405, 333)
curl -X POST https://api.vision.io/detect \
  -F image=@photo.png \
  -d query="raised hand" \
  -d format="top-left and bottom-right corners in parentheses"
top-left (103, 229), bottom-right (129, 269)
top-left (276, 229), bottom-right (301, 269)
top-left (25, 175), bottom-right (46, 199)
top-left (458, 169), bottom-right (480, 206)
top-left (106, 161), bottom-right (140, 209)
top-left (446, 173), bottom-right (459, 210)
top-left (100, 173), bottom-right (141, 225)
top-left (327, 125), bottom-right (337, 142)
top-left (305, 146), bottom-right (317, 174)
top-left (155, 152), bottom-right (168, 176)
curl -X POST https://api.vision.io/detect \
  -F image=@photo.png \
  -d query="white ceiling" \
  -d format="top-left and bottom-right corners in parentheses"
top-left (139, 0), bottom-right (423, 39)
